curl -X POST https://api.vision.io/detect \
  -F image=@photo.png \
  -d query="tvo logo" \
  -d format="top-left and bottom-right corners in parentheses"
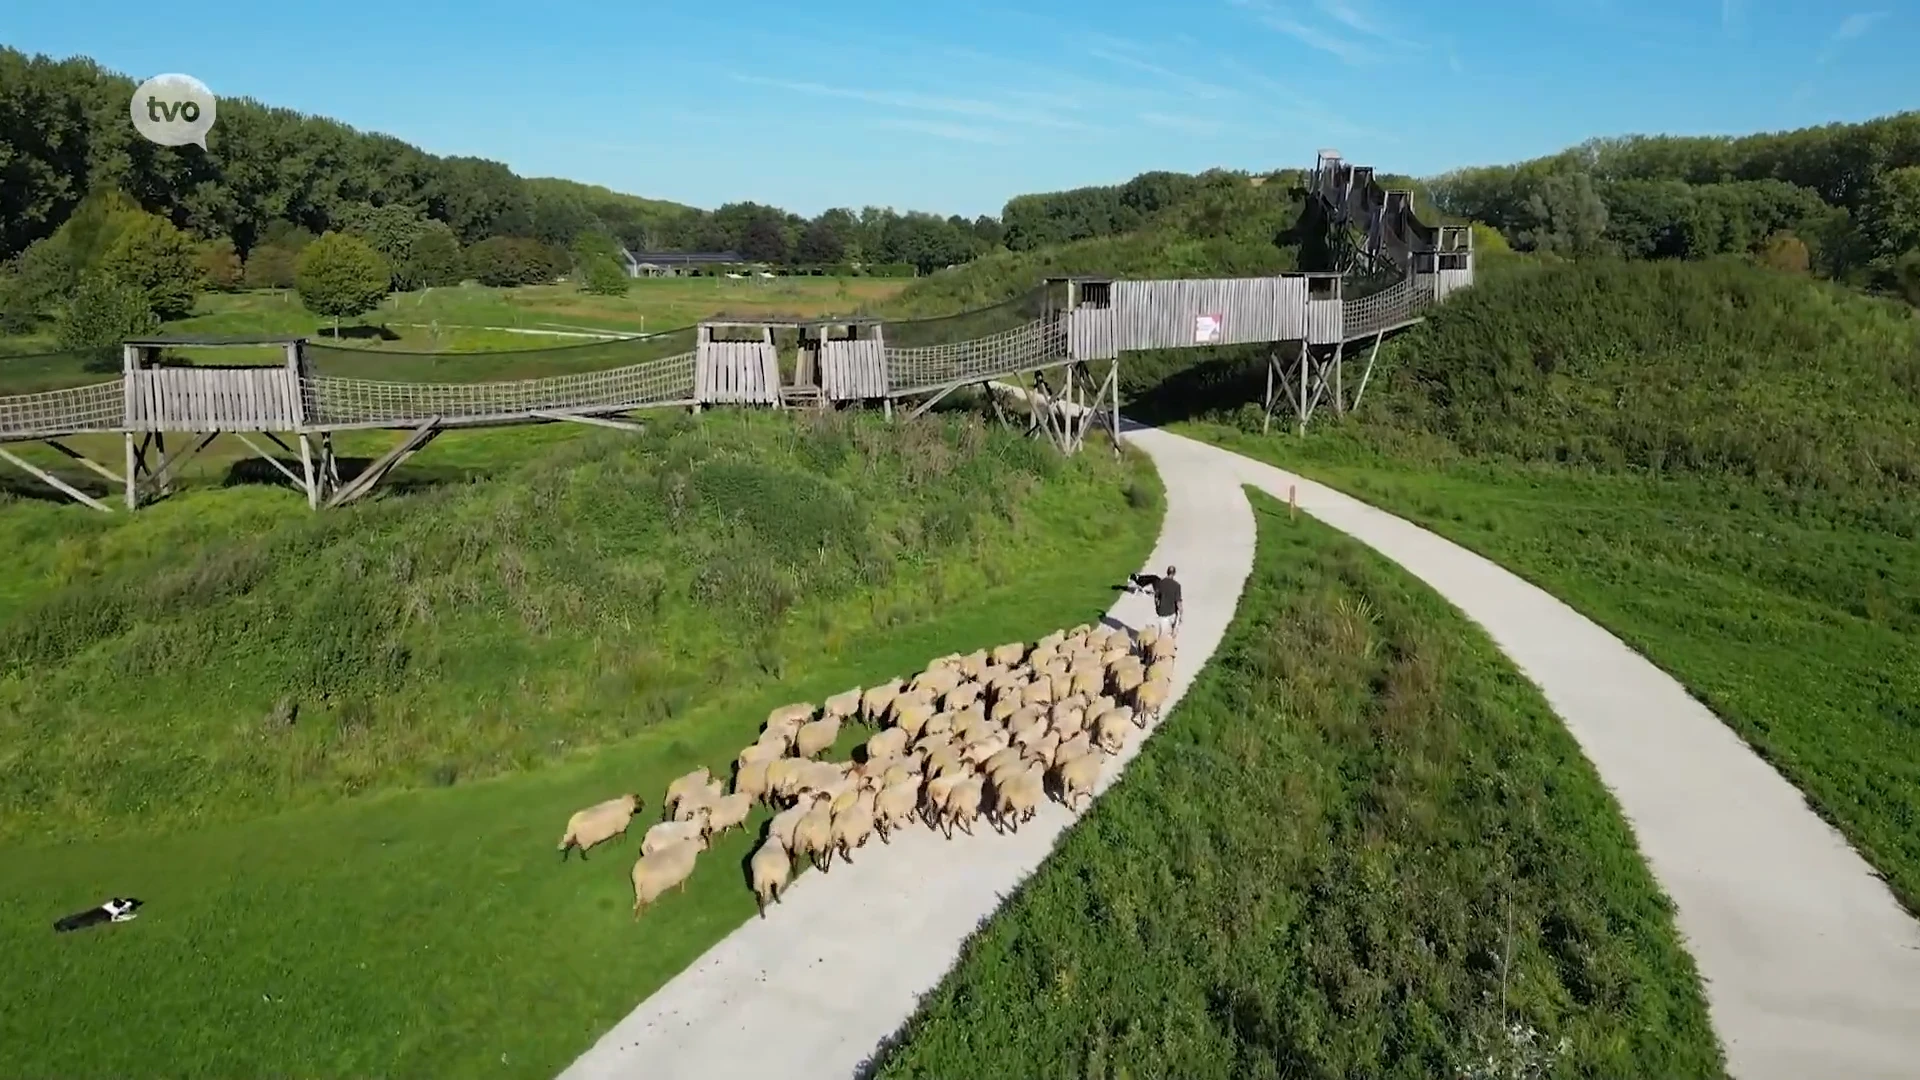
top-left (130, 73), bottom-right (217, 149)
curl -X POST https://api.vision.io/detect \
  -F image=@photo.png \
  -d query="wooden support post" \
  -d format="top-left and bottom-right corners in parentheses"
top-left (906, 382), bottom-right (962, 421)
top-left (298, 433), bottom-right (321, 510)
top-left (124, 431), bottom-right (138, 510)
top-left (983, 382), bottom-right (1013, 430)
top-left (1297, 346), bottom-right (1308, 438)
top-left (1334, 341), bottom-right (1345, 416)
top-left (0, 446), bottom-right (113, 512)
top-left (1262, 349), bottom-right (1277, 435)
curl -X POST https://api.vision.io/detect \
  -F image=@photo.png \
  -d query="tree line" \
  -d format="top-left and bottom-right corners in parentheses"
top-left (0, 48), bottom-right (1010, 300)
top-left (1430, 111), bottom-right (1920, 299)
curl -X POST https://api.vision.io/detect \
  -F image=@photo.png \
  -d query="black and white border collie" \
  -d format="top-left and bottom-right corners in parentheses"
top-left (54, 898), bottom-right (142, 932)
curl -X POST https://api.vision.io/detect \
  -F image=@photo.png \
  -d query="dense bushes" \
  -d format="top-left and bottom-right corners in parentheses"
top-left (1357, 258), bottom-right (1920, 494)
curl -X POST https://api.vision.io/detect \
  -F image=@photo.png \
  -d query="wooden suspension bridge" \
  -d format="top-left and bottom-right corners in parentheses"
top-left (0, 153), bottom-right (1473, 513)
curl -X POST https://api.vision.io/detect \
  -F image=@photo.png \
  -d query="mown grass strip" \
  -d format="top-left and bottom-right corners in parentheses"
top-left (871, 490), bottom-right (1724, 1080)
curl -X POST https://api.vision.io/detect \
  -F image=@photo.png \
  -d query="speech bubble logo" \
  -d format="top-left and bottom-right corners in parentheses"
top-left (130, 73), bottom-right (217, 150)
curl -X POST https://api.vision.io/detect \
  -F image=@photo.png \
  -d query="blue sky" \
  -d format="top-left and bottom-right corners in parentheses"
top-left (6, 0), bottom-right (1912, 218)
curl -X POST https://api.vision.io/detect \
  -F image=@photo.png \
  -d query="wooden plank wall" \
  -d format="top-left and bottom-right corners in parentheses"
top-left (1434, 267), bottom-right (1473, 299)
top-left (1304, 300), bottom-right (1344, 344)
top-left (1111, 277), bottom-right (1307, 351)
top-left (1067, 307), bottom-right (1119, 361)
top-left (695, 342), bottom-right (781, 405)
top-left (126, 367), bottom-right (303, 431)
top-left (820, 339), bottom-right (888, 400)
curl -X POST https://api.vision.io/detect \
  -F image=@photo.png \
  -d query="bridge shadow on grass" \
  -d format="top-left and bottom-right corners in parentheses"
top-left (1121, 352), bottom-right (1269, 429)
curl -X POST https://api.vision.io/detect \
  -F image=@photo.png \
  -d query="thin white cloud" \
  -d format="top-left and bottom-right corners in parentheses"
top-left (1228, 0), bottom-right (1418, 66)
top-left (870, 118), bottom-right (1011, 145)
top-left (1082, 39), bottom-right (1244, 100)
top-left (1816, 10), bottom-right (1888, 63)
top-left (726, 73), bottom-right (1095, 132)
top-left (1139, 111), bottom-right (1227, 137)
top-left (1721, 0), bottom-right (1742, 31)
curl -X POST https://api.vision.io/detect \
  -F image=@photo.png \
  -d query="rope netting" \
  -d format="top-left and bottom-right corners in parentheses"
top-left (304, 351), bottom-right (698, 428)
top-left (304, 326), bottom-right (699, 381)
top-left (0, 379), bottom-right (125, 438)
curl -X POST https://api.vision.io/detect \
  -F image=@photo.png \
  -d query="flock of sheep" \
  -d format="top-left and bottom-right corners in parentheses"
top-left (556, 621), bottom-right (1179, 919)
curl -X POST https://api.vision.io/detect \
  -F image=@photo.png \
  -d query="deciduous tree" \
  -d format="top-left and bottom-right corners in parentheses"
top-left (295, 232), bottom-right (391, 335)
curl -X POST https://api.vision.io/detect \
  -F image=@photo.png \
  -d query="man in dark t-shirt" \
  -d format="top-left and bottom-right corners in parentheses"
top-left (1129, 566), bottom-right (1183, 639)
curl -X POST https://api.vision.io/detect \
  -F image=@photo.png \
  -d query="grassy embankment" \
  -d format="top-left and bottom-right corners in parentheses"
top-left (873, 491), bottom-right (1724, 1079)
top-left (0, 409), bottom-right (1163, 1078)
top-left (1172, 257), bottom-right (1920, 916)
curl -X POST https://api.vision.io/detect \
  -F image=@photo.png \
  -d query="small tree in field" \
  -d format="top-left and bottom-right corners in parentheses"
top-left (582, 254), bottom-right (630, 296)
top-left (57, 275), bottom-right (159, 369)
top-left (296, 232), bottom-right (391, 336)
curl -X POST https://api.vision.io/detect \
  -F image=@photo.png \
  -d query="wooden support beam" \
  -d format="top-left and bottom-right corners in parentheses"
top-left (232, 432), bottom-right (304, 487)
top-left (982, 382), bottom-right (1014, 430)
top-left (45, 439), bottom-right (122, 485)
top-left (326, 418), bottom-right (440, 509)
top-left (141, 431), bottom-right (219, 498)
top-left (298, 433), bottom-right (321, 510)
top-left (1351, 329), bottom-right (1385, 411)
top-left (530, 409), bottom-right (647, 432)
top-left (0, 446), bottom-right (113, 512)
top-left (1261, 349), bottom-right (1278, 435)
top-left (124, 432), bottom-right (138, 510)
top-left (905, 382), bottom-right (961, 421)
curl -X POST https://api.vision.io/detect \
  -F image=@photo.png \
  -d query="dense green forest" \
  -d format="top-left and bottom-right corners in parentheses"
top-left (1429, 111), bottom-right (1920, 300)
top-left (0, 47), bottom-right (1003, 273)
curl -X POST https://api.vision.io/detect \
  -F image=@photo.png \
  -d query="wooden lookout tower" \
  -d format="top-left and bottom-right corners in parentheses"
top-left (118, 336), bottom-right (342, 511)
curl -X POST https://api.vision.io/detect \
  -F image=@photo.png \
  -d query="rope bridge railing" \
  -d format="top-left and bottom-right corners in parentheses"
top-left (1343, 276), bottom-right (1437, 338)
top-left (885, 319), bottom-right (1069, 395)
top-left (0, 380), bottom-right (126, 439)
top-left (302, 351), bottom-right (698, 429)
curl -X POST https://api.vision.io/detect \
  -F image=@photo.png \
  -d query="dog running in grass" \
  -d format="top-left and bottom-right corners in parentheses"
top-left (54, 898), bottom-right (142, 933)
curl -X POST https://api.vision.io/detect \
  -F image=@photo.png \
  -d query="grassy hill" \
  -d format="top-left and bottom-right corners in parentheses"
top-left (1178, 255), bottom-right (1920, 916)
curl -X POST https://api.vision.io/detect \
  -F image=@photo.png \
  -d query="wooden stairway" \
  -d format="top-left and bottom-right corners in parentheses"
top-left (780, 384), bottom-right (825, 409)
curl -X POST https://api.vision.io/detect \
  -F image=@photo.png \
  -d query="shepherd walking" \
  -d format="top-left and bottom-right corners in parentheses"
top-left (1129, 566), bottom-right (1184, 640)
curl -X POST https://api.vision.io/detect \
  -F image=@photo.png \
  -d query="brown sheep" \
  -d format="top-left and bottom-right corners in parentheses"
top-left (862, 679), bottom-right (904, 724)
top-left (631, 839), bottom-right (701, 919)
top-left (1133, 677), bottom-right (1171, 728)
top-left (794, 715), bottom-right (841, 759)
top-left (750, 835), bottom-right (791, 917)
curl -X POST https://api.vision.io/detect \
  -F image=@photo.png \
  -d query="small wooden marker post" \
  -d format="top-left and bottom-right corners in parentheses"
top-left (1289, 484), bottom-right (1298, 519)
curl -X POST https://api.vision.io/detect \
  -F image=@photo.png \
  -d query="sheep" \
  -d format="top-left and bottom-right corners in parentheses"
top-left (1145, 659), bottom-right (1175, 686)
top-left (1095, 708), bottom-right (1133, 754)
top-left (642, 810), bottom-right (712, 855)
top-left (942, 777), bottom-right (985, 838)
top-left (1054, 749), bottom-right (1104, 811)
top-left (765, 757), bottom-right (807, 799)
top-left (1137, 624), bottom-right (1162, 649)
top-left (920, 710), bottom-right (953, 737)
top-left (735, 758), bottom-right (775, 803)
top-left (749, 835), bottom-right (792, 917)
top-left (957, 649), bottom-right (990, 679)
top-left (705, 792), bottom-right (755, 837)
top-left (913, 665), bottom-right (964, 697)
top-left (1027, 729), bottom-right (1062, 767)
top-left (993, 764), bottom-right (1045, 832)
top-left (663, 767), bottom-right (712, 816)
top-left (894, 700), bottom-right (937, 739)
top-left (673, 779), bottom-right (725, 823)
top-left (1038, 629), bottom-right (1066, 651)
top-left (988, 696), bottom-right (1021, 724)
top-left (982, 744), bottom-right (1026, 781)
top-left (1110, 662), bottom-right (1146, 698)
top-left (1054, 731), bottom-right (1094, 768)
top-left (558, 794), bottom-right (642, 860)
top-left (961, 732), bottom-right (1008, 765)
top-left (631, 838), bottom-right (702, 919)
top-left (1070, 667), bottom-right (1106, 699)
top-left (1101, 643), bottom-right (1133, 666)
top-left (861, 679), bottom-right (904, 724)
top-left (830, 789), bottom-right (878, 864)
top-left (924, 771), bottom-right (965, 825)
top-left (737, 740), bottom-right (785, 772)
top-left (875, 778), bottom-right (921, 842)
top-left (824, 687), bottom-right (865, 723)
top-left (1051, 704), bottom-right (1087, 739)
top-left (1148, 634), bottom-right (1177, 662)
top-left (866, 726), bottom-right (909, 762)
top-left (794, 794), bottom-right (837, 871)
top-left (794, 715), bottom-right (841, 759)
top-left (1133, 677), bottom-right (1171, 728)
top-left (943, 681), bottom-right (983, 712)
top-left (881, 761), bottom-right (917, 789)
top-left (1020, 679), bottom-right (1055, 708)
top-left (769, 799), bottom-right (811, 851)
top-left (765, 703), bottom-right (814, 743)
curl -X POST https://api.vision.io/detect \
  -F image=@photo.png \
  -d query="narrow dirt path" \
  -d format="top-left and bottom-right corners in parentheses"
top-left (559, 427), bottom-right (1920, 1080)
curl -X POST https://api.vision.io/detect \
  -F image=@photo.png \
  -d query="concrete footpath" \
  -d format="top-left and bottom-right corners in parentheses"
top-left (559, 427), bottom-right (1920, 1080)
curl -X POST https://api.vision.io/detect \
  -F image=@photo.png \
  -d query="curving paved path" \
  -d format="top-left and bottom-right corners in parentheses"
top-left (560, 426), bottom-right (1920, 1080)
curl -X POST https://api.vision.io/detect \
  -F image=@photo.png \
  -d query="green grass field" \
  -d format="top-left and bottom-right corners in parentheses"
top-left (0, 275), bottom-right (911, 392)
top-left (0, 409), bottom-right (1162, 1076)
top-left (1185, 423), bottom-right (1920, 919)
top-left (872, 491), bottom-right (1723, 1079)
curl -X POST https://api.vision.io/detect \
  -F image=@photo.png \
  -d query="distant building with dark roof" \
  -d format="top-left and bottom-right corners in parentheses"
top-left (620, 248), bottom-right (748, 277)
